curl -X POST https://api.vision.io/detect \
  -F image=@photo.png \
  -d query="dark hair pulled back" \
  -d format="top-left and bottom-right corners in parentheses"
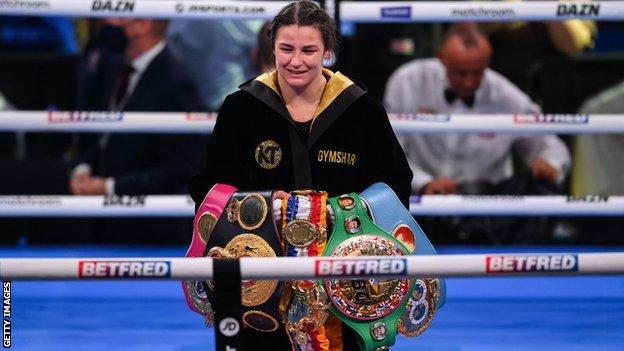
top-left (268, 0), bottom-right (338, 52)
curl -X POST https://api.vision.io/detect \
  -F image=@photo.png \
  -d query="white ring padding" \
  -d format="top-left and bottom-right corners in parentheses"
top-left (388, 114), bottom-right (624, 135)
top-left (0, 111), bottom-right (217, 134)
top-left (0, 0), bottom-right (288, 19)
top-left (1, 252), bottom-right (623, 280)
top-left (340, 1), bottom-right (623, 22)
top-left (410, 195), bottom-right (624, 216)
top-left (0, 195), bottom-right (622, 217)
top-left (0, 0), bottom-right (621, 22)
top-left (0, 195), bottom-right (194, 217)
top-left (1, 111), bottom-right (624, 134)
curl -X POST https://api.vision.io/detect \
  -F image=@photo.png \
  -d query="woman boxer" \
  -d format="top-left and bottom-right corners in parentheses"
top-left (189, 1), bottom-right (413, 349)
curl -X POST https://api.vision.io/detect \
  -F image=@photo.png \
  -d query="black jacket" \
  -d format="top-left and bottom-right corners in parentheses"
top-left (76, 45), bottom-right (205, 195)
top-left (190, 69), bottom-right (412, 350)
top-left (190, 69), bottom-right (412, 207)
top-left (74, 44), bottom-right (205, 244)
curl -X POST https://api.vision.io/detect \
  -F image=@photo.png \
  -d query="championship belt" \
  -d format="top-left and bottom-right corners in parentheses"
top-left (205, 190), bottom-right (285, 332)
top-left (182, 183), bottom-right (237, 324)
top-left (322, 193), bottom-right (415, 351)
top-left (360, 182), bottom-right (446, 337)
top-left (280, 191), bottom-right (331, 351)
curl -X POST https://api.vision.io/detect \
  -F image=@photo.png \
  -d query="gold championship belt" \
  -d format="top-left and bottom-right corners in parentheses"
top-left (201, 191), bottom-right (284, 332)
top-left (321, 193), bottom-right (415, 351)
top-left (279, 191), bottom-right (331, 350)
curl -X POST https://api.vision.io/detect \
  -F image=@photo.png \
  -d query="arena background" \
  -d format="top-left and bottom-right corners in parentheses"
top-left (1, 21), bottom-right (624, 245)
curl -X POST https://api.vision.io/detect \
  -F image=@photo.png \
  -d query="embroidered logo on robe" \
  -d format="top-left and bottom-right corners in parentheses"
top-left (255, 140), bottom-right (282, 169)
top-left (317, 149), bottom-right (358, 166)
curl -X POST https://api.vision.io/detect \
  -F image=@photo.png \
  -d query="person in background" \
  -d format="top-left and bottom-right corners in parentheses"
top-left (75, 19), bottom-right (130, 110)
top-left (253, 21), bottom-right (276, 74)
top-left (190, 1), bottom-right (412, 348)
top-left (72, 18), bottom-right (204, 196)
top-left (384, 23), bottom-right (571, 243)
top-left (570, 80), bottom-right (624, 245)
top-left (573, 81), bottom-right (624, 197)
top-left (167, 17), bottom-right (262, 110)
top-left (71, 18), bottom-right (205, 243)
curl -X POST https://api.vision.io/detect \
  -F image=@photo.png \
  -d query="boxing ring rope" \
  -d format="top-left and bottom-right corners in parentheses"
top-left (0, 194), bottom-right (621, 217)
top-left (1, 0), bottom-right (622, 21)
top-left (339, 1), bottom-right (623, 23)
top-left (0, 111), bottom-right (217, 133)
top-left (0, 0), bottom-right (285, 20)
top-left (1, 252), bottom-right (624, 280)
top-left (1, 111), bottom-right (623, 134)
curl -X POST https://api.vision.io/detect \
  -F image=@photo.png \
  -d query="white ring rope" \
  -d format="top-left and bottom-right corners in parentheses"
top-left (0, 0), bottom-right (287, 20)
top-left (0, 195), bottom-right (621, 217)
top-left (0, 0), bottom-right (621, 22)
top-left (339, 1), bottom-right (622, 23)
top-left (0, 111), bottom-right (217, 134)
top-left (388, 114), bottom-right (620, 135)
top-left (1, 252), bottom-right (623, 280)
top-left (1, 111), bottom-right (622, 134)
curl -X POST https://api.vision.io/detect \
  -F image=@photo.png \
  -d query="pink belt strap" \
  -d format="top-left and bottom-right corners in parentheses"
top-left (182, 183), bottom-right (237, 315)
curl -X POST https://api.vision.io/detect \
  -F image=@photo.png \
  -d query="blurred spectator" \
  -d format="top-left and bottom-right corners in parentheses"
top-left (253, 22), bottom-right (275, 74)
top-left (71, 19), bottom-right (205, 243)
top-left (385, 23), bottom-right (571, 194)
top-left (384, 23), bottom-right (571, 243)
top-left (75, 19), bottom-right (129, 110)
top-left (0, 17), bottom-right (78, 54)
top-left (573, 81), bottom-right (624, 196)
top-left (481, 19), bottom-right (596, 92)
top-left (167, 18), bottom-right (262, 110)
top-left (72, 18), bottom-right (204, 196)
top-left (569, 81), bottom-right (624, 245)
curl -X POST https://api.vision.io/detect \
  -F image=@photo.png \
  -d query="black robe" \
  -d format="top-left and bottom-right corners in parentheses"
top-left (189, 69), bottom-right (412, 350)
top-left (190, 69), bottom-right (412, 208)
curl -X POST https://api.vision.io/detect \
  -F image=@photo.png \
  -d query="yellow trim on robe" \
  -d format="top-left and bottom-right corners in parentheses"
top-left (255, 69), bottom-right (352, 351)
top-left (254, 68), bottom-right (355, 130)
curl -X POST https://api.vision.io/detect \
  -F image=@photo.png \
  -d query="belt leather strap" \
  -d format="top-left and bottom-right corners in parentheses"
top-left (214, 258), bottom-right (246, 351)
top-left (183, 183), bottom-right (237, 320)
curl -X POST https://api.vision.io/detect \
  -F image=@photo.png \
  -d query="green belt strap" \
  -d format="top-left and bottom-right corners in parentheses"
top-left (323, 193), bottom-right (414, 351)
